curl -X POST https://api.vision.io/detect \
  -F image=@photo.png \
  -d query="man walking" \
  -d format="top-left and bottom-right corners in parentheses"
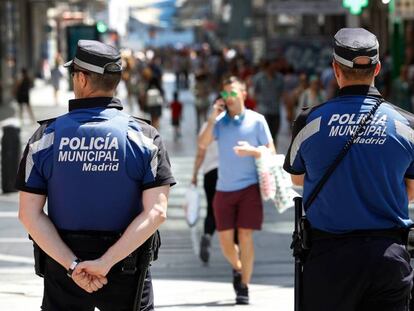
top-left (253, 59), bottom-right (284, 143)
top-left (17, 40), bottom-right (175, 310)
top-left (199, 76), bottom-right (275, 304)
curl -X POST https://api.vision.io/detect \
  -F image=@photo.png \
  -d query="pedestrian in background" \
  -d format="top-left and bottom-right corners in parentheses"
top-left (392, 65), bottom-right (412, 112)
top-left (252, 59), bottom-right (284, 145)
top-left (193, 61), bottom-right (211, 132)
top-left (170, 91), bottom-right (183, 140)
top-left (191, 122), bottom-right (219, 263)
top-left (286, 73), bottom-right (308, 125)
top-left (145, 66), bottom-right (164, 129)
top-left (14, 68), bottom-right (36, 123)
top-left (174, 49), bottom-right (190, 90)
top-left (50, 61), bottom-right (63, 106)
top-left (121, 55), bottom-right (136, 112)
top-left (17, 40), bottom-right (175, 311)
top-left (284, 28), bottom-right (414, 311)
top-left (297, 74), bottom-right (326, 112)
top-left (199, 76), bottom-right (275, 305)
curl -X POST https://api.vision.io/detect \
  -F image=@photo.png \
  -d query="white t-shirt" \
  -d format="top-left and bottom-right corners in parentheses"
top-left (202, 141), bottom-right (218, 175)
top-left (199, 122), bottom-right (218, 175)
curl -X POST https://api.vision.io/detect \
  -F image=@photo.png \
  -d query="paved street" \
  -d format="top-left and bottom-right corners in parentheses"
top-left (0, 73), bottom-right (295, 310)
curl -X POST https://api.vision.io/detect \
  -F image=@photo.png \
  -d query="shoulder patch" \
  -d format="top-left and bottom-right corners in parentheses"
top-left (303, 100), bottom-right (330, 115)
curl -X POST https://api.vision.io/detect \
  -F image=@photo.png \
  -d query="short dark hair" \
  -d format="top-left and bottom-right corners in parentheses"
top-left (88, 71), bottom-right (122, 91)
top-left (335, 61), bottom-right (376, 80)
top-left (222, 76), bottom-right (246, 91)
top-left (74, 65), bottom-right (121, 91)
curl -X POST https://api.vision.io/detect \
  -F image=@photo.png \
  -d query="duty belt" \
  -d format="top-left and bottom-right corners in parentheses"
top-left (59, 230), bottom-right (138, 274)
top-left (311, 228), bottom-right (406, 243)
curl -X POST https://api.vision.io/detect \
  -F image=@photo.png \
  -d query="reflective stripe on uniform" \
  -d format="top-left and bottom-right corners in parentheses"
top-left (127, 130), bottom-right (158, 178)
top-left (395, 120), bottom-right (414, 144)
top-left (290, 117), bottom-right (321, 166)
top-left (25, 132), bottom-right (54, 182)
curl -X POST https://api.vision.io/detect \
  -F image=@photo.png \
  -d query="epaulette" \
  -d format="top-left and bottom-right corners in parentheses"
top-left (131, 116), bottom-right (151, 125)
top-left (37, 117), bottom-right (57, 126)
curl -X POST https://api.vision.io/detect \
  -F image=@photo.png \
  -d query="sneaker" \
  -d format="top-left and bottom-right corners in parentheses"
top-left (199, 234), bottom-right (211, 263)
top-left (235, 284), bottom-right (249, 305)
top-left (232, 269), bottom-right (242, 292)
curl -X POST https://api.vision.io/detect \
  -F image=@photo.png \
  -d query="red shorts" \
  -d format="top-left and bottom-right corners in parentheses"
top-left (213, 184), bottom-right (263, 231)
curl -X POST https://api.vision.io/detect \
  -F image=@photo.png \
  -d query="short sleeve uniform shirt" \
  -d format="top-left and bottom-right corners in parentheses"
top-left (284, 86), bottom-right (414, 233)
top-left (16, 97), bottom-right (175, 232)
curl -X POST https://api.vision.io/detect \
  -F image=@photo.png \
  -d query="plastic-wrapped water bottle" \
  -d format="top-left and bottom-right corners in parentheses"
top-left (184, 184), bottom-right (200, 227)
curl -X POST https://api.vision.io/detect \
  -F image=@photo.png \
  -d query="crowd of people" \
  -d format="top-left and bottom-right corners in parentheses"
top-left (19, 42), bottom-right (414, 142)
top-left (117, 46), bottom-right (337, 143)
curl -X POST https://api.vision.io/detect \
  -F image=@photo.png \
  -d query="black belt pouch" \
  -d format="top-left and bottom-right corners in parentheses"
top-left (29, 235), bottom-right (46, 277)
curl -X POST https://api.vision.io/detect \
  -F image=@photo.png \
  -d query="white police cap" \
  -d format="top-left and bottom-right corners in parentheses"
top-left (333, 28), bottom-right (379, 69)
top-left (64, 40), bottom-right (122, 74)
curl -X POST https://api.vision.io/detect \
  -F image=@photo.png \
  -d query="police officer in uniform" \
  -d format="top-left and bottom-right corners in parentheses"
top-left (17, 40), bottom-right (175, 310)
top-left (284, 28), bottom-right (414, 310)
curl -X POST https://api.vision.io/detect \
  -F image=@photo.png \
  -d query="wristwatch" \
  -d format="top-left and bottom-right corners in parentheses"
top-left (67, 258), bottom-right (81, 278)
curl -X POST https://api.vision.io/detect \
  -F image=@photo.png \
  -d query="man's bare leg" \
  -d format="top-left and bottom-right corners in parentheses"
top-left (218, 229), bottom-right (242, 271)
top-left (238, 228), bottom-right (254, 285)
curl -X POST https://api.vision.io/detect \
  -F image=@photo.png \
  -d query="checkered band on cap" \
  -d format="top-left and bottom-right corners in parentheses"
top-left (333, 28), bottom-right (379, 69)
top-left (64, 40), bottom-right (122, 74)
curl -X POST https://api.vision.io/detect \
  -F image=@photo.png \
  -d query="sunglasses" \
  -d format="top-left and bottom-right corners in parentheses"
top-left (220, 90), bottom-right (238, 99)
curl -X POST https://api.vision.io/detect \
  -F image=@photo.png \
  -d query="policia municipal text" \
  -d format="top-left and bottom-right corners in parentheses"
top-left (16, 40), bottom-right (175, 310)
top-left (284, 28), bottom-right (414, 310)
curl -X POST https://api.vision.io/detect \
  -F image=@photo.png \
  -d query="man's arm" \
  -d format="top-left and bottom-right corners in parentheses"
top-left (198, 98), bottom-right (225, 148)
top-left (291, 174), bottom-right (305, 186)
top-left (233, 141), bottom-right (276, 158)
top-left (267, 141), bottom-right (276, 154)
top-left (18, 191), bottom-right (105, 292)
top-left (76, 185), bottom-right (169, 277)
top-left (198, 120), bottom-right (214, 149)
top-left (18, 192), bottom-right (77, 270)
top-left (233, 111), bottom-right (276, 158)
top-left (406, 178), bottom-right (414, 202)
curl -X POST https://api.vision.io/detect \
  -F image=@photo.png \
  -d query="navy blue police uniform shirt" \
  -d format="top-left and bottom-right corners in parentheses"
top-left (16, 97), bottom-right (175, 232)
top-left (284, 85), bottom-right (414, 233)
